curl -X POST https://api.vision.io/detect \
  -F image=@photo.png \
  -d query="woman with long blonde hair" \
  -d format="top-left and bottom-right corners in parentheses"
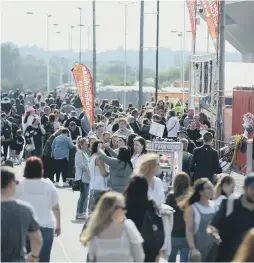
top-left (136, 153), bottom-right (165, 207)
top-left (80, 192), bottom-right (144, 262)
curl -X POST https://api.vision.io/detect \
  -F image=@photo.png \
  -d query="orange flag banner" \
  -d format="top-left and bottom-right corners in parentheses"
top-left (202, 0), bottom-right (219, 49)
top-left (72, 64), bottom-right (95, 126)
top-left (186, 0), bottom-right (197, 41)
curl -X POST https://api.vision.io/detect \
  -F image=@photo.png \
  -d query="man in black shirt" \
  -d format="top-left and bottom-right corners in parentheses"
top-left (65, 110), bottom-right (81, 128)
top-left (209, 173), bottom-right (254, 262)
top-left (68, 121), bottom-right (82, 144)
top-left (190, 132), bottom-right (222, 183)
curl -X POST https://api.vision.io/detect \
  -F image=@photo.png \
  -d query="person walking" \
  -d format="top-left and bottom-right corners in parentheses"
top-left (74, 137), bottom-right (90, 220)
top-left (24, 117), bottom-right (46, 157)
top-left (125, 176), bottom-right (165, 262)
top-left (166, 110), bottom-right (180, 140)
top-left (16, 157), bottom-right (61, 262)
top-left (190, 132), bottom-right (222, 183)
top-left (52, 128), bottom-right (75, 186)
top-left (180, 178), bottom-right (218, 262)
top-left (41, 129), bottom-right (63, 182)
top-left (80, 192), bottom-right (145, 262)
top-left (1, 166), bottom-right (42, 262)
top-left (166, 172), bottom-right (191, 262)
top-left (208, 173), bottom-right (254, 262)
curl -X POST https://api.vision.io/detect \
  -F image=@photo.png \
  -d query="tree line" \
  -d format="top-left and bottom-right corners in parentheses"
top-left (1, 42), bottom-right (189, 93)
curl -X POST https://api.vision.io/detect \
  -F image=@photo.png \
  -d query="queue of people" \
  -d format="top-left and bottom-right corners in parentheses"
top-left (1, 91), bottom-right (254, 262)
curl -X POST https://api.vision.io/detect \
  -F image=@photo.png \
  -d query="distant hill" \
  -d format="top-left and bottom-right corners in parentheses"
top-left (17, 45), bottom-right (242, 71)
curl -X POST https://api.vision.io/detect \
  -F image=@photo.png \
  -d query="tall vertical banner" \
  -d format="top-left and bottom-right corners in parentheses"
top-left (190, 53), bottom-right (218, 128)
top-left (72, 64), bottom-right (95, 126)
top-left (202, 0), bottom-right (219, 49)
top-left (186, 0), bottom-right (197, 41)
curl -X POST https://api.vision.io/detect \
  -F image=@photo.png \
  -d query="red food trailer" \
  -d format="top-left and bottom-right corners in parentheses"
top-left (232, 87), bottom-right (254, 172)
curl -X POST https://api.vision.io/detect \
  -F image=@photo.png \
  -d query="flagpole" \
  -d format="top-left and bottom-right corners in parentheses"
top-left (182, 1), bottom-right (186, 113)
top-left (138, 0), bottom-right (144, 110)
top-left (216, 0), bottom-right (225, 150)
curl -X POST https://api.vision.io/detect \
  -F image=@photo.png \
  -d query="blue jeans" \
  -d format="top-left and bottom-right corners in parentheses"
top-left (76, 183), bottom-right (89, 214)
top-left (168, 237), bottom-right (189, 262)
top-left (27, 227), bottom-right (54, 262)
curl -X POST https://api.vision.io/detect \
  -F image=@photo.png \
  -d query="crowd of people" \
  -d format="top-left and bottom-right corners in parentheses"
top-left (1, 89), bottom-right (254, 262)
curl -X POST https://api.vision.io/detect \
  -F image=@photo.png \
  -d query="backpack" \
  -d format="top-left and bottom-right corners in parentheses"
top-left (141, 202), bottom-right (165, 254)
top-left (2, 121), bottom-right (12, 139)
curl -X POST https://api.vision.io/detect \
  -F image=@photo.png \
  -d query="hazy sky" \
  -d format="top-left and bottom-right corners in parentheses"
top-left (2, 0), bottom-right (238, 53)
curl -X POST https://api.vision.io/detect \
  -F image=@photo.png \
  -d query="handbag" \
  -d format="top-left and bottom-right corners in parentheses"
top-left (25, 138), bottom-right (35, 152)
top-left (72, 180), bottom-right (82, 192)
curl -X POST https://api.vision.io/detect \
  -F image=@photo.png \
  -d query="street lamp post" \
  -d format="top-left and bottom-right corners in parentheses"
top-left (46, 14), bottom-right (51, 94)
top-left (155, 0), bottom-right (160, 103)
top-left (26, 12), bottom-right (52, 93)
top-left (55, 31), bottom-right (63, 86)
top-left (171, 30), bottom-right (191, 113)
top-left (117, 2), bottom-right (136, 90)
top-left (77, 7), bottom-right (82, 64)
top-left (69, 25), bottom-right (75, 83)
top-left (138, 0), bottom-right (144, 110)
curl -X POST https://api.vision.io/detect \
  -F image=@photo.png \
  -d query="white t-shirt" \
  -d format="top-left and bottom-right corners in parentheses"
top-left (15, 178), bottom-right (59, 228)
top-left (131, 154), bottom-right (143, 171)
top-left (148, 177), bottom-right (165, 207)
top-left (88, 154), bottom-right (108, 191)
top-left (166, 116), bottom-right (180, 138)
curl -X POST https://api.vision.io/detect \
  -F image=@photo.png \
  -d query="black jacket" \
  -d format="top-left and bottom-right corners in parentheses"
top-left (130, 120), bottom-right (140, 135)
top-left (65, 117), bottom-right (81, 127)
top-left (190, 145), bottom-right (222, 183)
top-left (187, 139), bottom-right (196, 154)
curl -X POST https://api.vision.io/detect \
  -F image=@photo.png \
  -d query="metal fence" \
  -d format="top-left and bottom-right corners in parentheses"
top-left (97, 88), bottom-right (154, 109)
